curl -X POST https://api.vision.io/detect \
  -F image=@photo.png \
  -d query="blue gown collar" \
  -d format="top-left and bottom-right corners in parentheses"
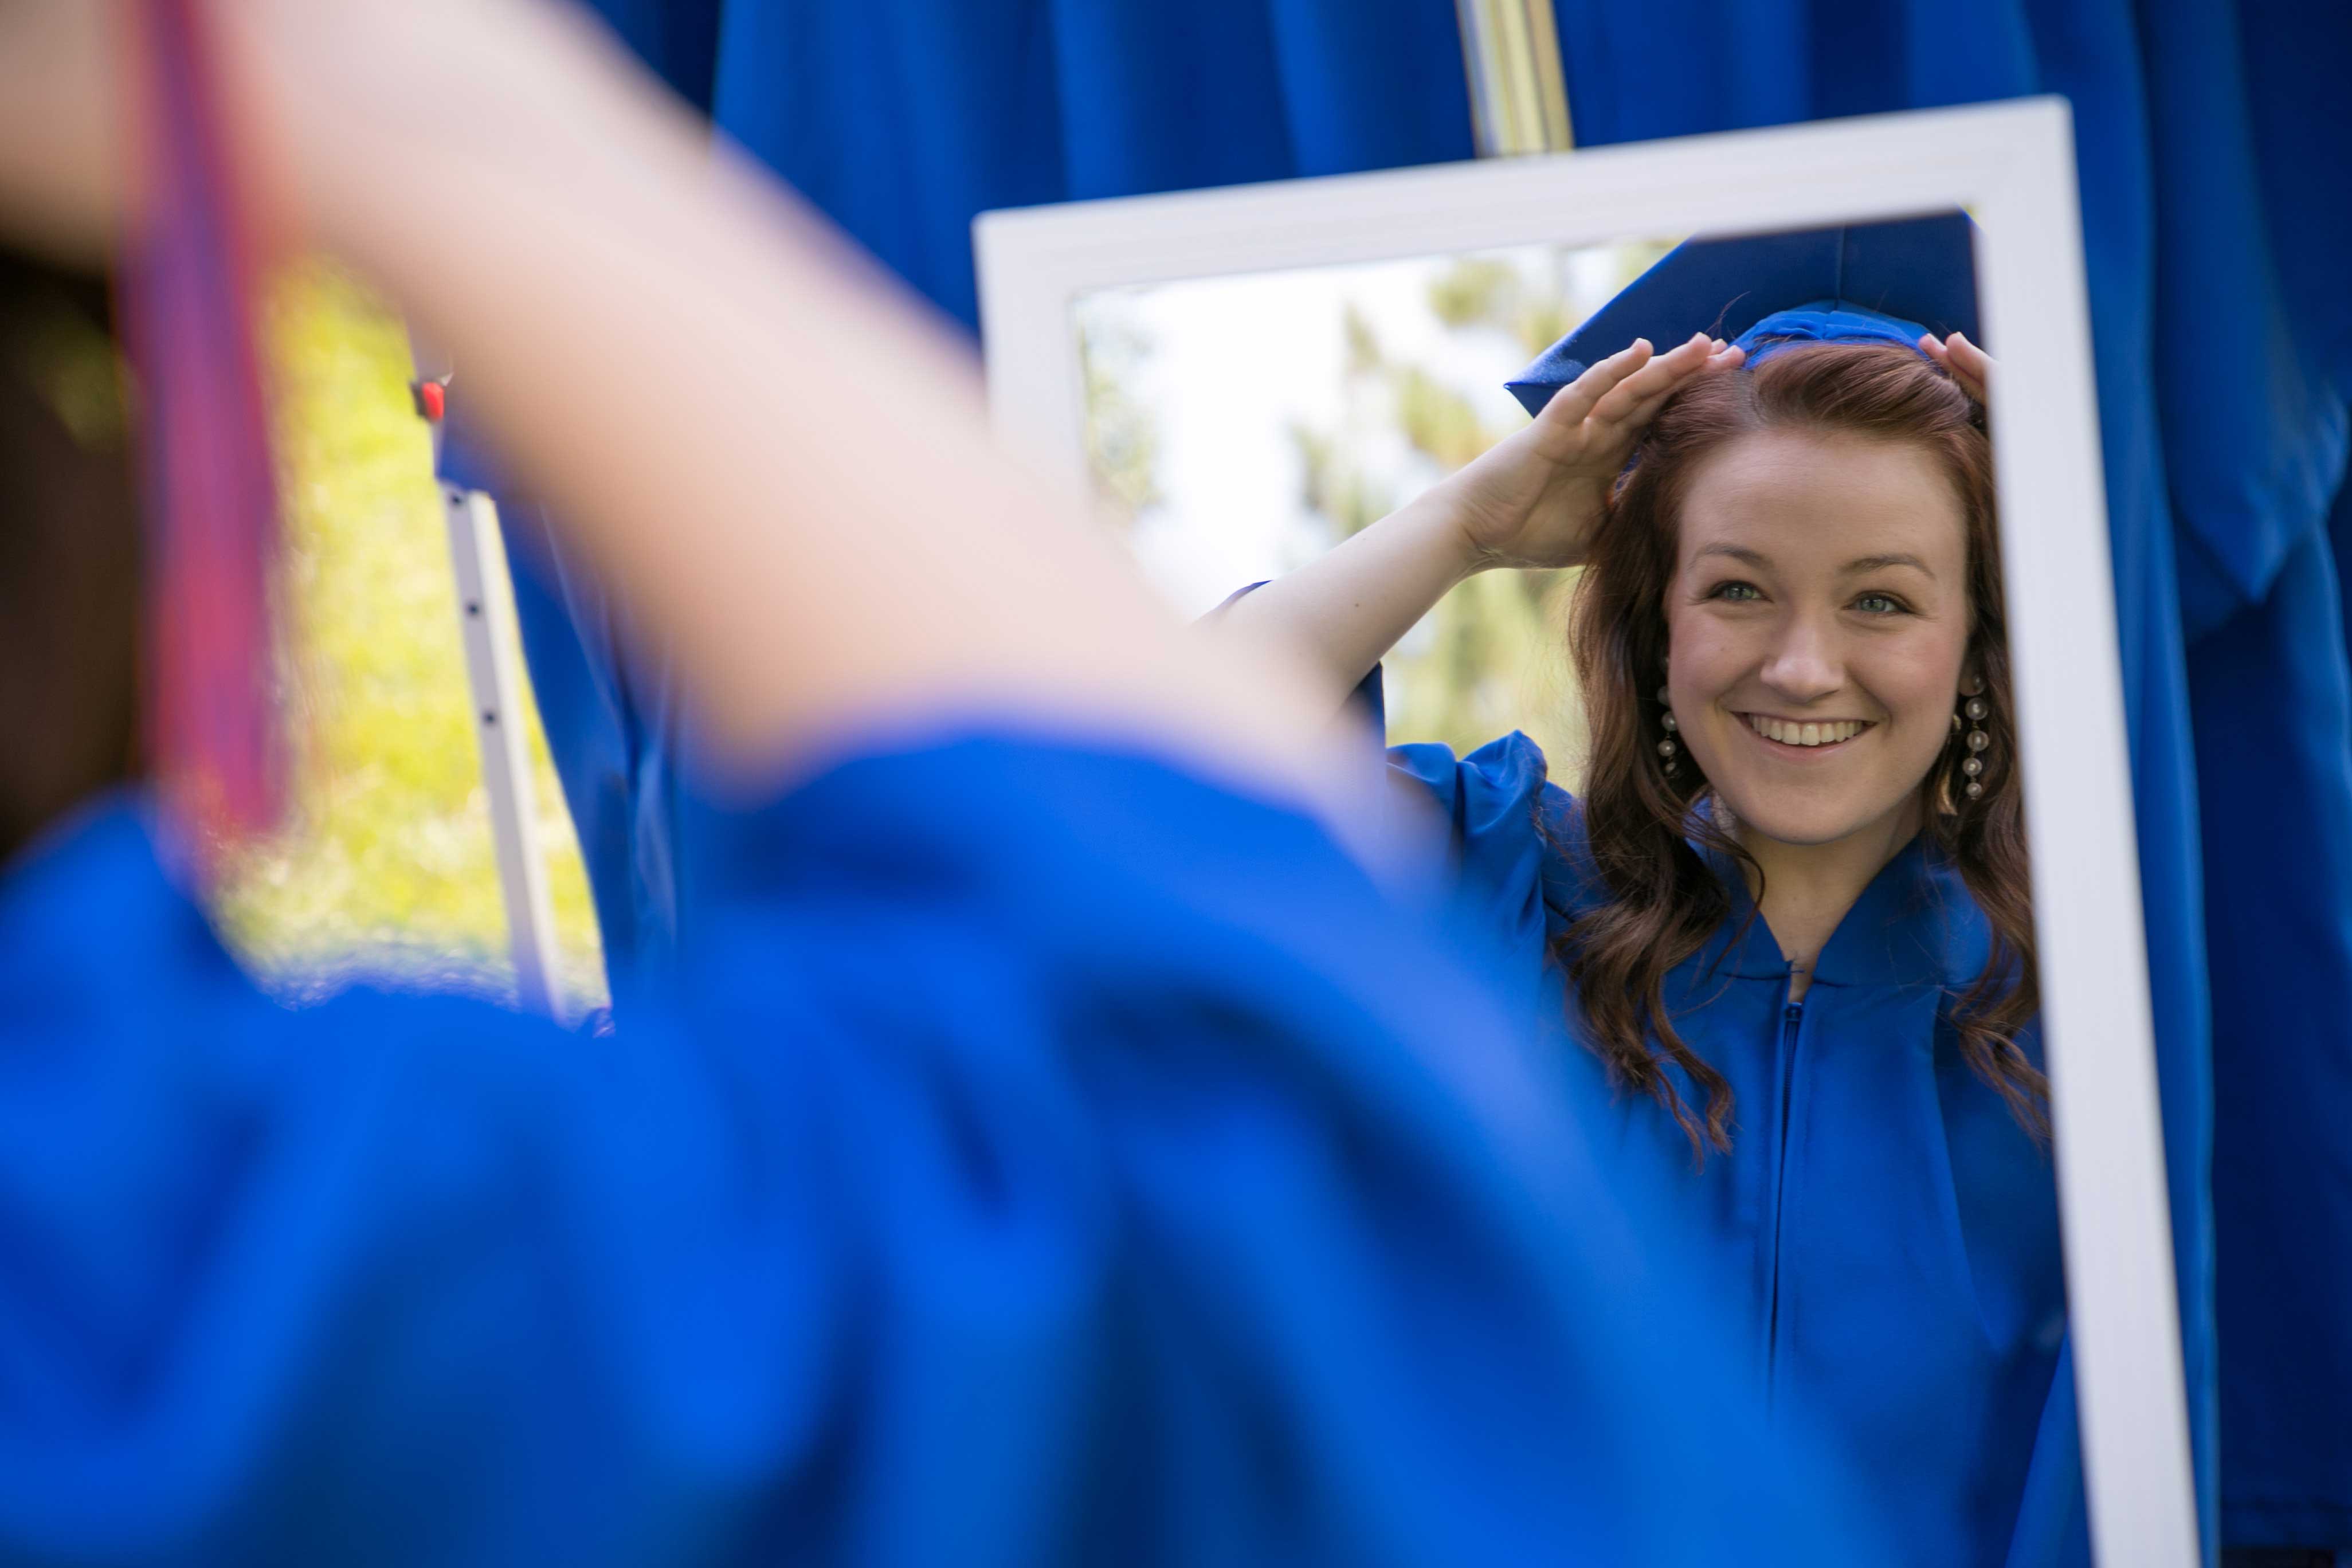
top-left (1692, 830), bottom-right (1979, 991)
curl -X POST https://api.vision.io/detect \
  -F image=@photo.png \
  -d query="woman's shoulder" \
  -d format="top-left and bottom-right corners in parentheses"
top-left (1386, 731), bottom-right (1604, 926)
top-left (1389, 729), bottom-right (1550, 814)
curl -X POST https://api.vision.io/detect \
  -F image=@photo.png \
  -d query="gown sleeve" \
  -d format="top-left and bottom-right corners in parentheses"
top-left (0, 731), bottom-right (1875, 1567)
top-left (1387, 724), bottom-right (1573, 985)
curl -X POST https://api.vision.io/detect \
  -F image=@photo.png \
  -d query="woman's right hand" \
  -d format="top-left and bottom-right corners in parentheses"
top-left (1442, 331), bottom-right (1742, 571)
top-left (1918, 330), bottom-right (1992, 405)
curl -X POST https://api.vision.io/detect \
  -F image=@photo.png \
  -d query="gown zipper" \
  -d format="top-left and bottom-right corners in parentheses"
top-left (1764, 986), bottom-right (1804, 1404)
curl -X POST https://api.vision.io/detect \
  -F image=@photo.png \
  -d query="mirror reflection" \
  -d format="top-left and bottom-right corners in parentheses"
top-left (1089, 215), bottom-right (2067, 1565)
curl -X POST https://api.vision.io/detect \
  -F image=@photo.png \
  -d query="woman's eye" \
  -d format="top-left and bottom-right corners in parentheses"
top-left (1710, 581), bottom-right (1763, 602)
top-left (1853, 592), bottom-right (1908, 615)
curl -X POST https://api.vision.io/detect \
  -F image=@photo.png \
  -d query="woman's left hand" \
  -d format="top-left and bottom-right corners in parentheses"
top-left (1919, 331), bottom-right (1993, 405)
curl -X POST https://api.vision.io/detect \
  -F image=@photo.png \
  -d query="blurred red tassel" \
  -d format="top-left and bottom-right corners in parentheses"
top-left (119, 0), bottom-right (284, 846)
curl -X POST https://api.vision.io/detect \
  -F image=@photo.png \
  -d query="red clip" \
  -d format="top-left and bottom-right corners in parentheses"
top-left (412, 378), bottom-right (447, 423)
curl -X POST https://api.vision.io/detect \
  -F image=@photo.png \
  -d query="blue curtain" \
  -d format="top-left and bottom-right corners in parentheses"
top-left (472, 1), bottom-right (2352, 1555)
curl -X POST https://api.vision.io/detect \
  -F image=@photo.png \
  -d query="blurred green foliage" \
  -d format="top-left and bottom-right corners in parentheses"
top-left (210, 262), bottom-right (606, 1016)
top-left (1424, 252), bottom-right (1579, 361)
top-left (1079, 307), bottom-right (1163, 528)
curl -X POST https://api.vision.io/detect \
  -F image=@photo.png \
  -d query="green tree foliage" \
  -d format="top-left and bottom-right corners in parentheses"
top-left (1287, 418), bottom-right (1394, 542)
top-left (1425, 250), bottom-right (1581, 359)
top-left (1424, 256), bottom-right (1519, 330)
top-left (210, 263), bottom-right (606, 1016)
top-left (1391, 363), bottom-right (1491, 473)
top-left (1077, 303), bottom-right (1165, 528)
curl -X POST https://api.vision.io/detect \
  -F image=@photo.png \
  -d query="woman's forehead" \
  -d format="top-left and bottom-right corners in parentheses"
top-left (1675, 428), bottom-right (1969, 577)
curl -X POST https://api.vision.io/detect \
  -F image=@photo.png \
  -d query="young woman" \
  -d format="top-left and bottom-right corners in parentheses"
top-left (0, 3), bottom-right (1880, 1563)
top-left (1217, 232), bottom-right (2072, 1568)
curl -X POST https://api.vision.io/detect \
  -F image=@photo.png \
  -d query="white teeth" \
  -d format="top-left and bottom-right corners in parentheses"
top-left (1744, 715), bottom-right (1866, 747)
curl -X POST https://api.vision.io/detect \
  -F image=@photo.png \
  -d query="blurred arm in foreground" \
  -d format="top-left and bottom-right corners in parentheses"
top-left (0, 0), bottom-right (1343, 807)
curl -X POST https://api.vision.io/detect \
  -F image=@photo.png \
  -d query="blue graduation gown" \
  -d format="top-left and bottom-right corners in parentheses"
top-left (1395, 730), bottom-right (2073, 1568)
top-left (0, 730), bottom-right (1884, 1565)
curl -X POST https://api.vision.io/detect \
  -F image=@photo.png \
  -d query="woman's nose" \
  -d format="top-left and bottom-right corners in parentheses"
top-left (1759, 618), bottom-right (1843, 704)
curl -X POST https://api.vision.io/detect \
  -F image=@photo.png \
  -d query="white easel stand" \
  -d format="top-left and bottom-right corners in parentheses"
top-left (411, 334), bottom-right (563, 1019)
top-left (437, 481), bottom-right (564, 1021)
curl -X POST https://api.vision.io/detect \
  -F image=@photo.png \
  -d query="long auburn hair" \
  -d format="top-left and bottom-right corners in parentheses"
top-left (1558, 340), bottom-right (2045, 1159)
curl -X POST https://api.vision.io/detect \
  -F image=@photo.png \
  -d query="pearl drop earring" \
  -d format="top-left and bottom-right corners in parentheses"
top-left (1957, 677), bottom-right (1991, 801)
top-left (1656, 684), bottom-right (1680, 778)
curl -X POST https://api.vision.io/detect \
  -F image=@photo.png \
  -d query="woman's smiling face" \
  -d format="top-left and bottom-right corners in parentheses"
top-left (1664, 426), bottom-right (1973, 850)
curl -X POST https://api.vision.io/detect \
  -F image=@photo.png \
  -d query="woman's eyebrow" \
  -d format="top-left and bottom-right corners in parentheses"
top-left (1695, 543), bottom-right (1770, 567)
top-left (1843, 552), bottom-right (1934, 577)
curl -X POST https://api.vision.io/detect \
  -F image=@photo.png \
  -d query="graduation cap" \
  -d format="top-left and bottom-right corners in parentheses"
top-left (120, 0), bottom-right (285, 844)
top-left (1506, 213), bottom-right (1981, 418)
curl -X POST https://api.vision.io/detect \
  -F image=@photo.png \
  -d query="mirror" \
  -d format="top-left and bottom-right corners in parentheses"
top-left (978, 102), bottom-right (2194, 1568)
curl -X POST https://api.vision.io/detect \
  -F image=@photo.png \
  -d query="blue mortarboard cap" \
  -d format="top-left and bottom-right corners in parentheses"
top-left (1506, 213), bottom-right (1981, 418)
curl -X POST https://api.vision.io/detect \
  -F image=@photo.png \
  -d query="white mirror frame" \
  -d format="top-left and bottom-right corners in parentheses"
top-left (977, 97), bottom-right (2195, 1567)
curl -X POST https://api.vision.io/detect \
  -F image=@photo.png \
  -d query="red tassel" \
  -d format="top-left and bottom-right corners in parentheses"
top-left (119, 0), bottom-right (284, 847)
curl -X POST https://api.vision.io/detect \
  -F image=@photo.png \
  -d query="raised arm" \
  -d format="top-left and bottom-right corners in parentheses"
top-left (0, 0), bottom-right (1347, 813)
top-left (1214, 331), bottom-right (1742, 710)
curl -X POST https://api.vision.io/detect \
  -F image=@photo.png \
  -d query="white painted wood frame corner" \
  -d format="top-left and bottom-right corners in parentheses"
top-left (975, 98), bottom-right (2194, 1568)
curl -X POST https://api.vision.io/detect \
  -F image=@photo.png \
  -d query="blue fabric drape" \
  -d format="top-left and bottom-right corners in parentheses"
top-left (472, 1), bottom-right (2352, 1554)
top-left (2155, 3), bottom-right (2352, 1548)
